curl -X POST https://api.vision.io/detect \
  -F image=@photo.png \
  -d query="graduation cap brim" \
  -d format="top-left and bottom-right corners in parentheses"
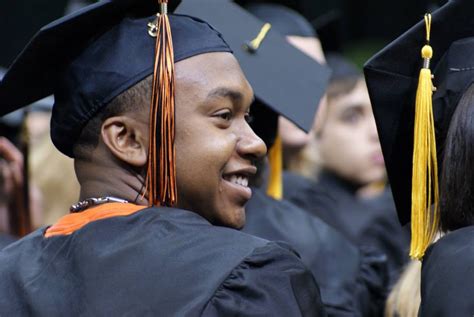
top-left (364, 0), bottom-right (474, 225)
top-left (0, 0), bottom-right (70, 68)
top-left (0, 0), bottom-right (181, 116)
top-left (176, 0), bottom-right (331, 133)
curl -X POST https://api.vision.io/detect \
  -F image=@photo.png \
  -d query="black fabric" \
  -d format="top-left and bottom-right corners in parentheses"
top-left (419, 226), bottom-right (474, 316)
top-left (0, 1), bottom-right (231, 157)
top-left (282, 171), bottom-right (345, 231)
top-left (244, 188), bottom-right (388, 316)
top-left (360, 189), bottom-right (411, 277)
top-left (0, 233), bottom-right (16, 250)
top-left (283, 171), bottom-right (410, 286)
top-left (364, 0), bottom-right (474, 224)
top-left (243, 2), bottom-right (316, 38)
top-left (249, 99), bottom-right (279, 149)
top-left (0, 206), bottom-right (326, 316)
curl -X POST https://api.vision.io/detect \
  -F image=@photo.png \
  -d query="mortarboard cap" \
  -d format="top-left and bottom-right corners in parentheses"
top-left (312, 10), bottom-right (344, 54)
top-left (242, 2), bottom-right (316, 38)
top-left (0, 0), bottom-right (70, 68)
top-left (240, 2), bottom-right (327, 148)
top-left (0, 0), bottom-right (231, 157)
top-left (0, 0), bottom-right (235, 207)
top-left (364, 0), bottom-right (474, 254)
top-left (176, 0), bottom-right (331, 133)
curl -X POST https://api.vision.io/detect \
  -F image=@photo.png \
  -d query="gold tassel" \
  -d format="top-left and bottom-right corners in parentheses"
top-left (266, 134), bottom-right (283, 200)
top-left (410, 13), bottom-right (439, 260)
top-left (147, 0), bottom-right (177, 207)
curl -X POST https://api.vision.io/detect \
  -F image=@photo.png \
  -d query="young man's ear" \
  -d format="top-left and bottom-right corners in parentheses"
top-left (101, 116), bottom-right (148, 167)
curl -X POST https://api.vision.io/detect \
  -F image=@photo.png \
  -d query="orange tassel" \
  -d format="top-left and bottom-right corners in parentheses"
top-left (147, 0), bottom-right (177, 207)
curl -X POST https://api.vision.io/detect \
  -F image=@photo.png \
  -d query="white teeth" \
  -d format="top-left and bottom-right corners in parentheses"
top-left (227, 175), bottom-right (249, 187)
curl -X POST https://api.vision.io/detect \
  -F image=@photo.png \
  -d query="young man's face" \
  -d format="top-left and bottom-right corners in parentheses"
top-left (173, 52), bottom-right (266, 229)
top-left (317, 78), bottom-right (386, 186)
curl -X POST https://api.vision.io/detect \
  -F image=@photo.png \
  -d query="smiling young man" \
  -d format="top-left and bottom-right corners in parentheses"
top-left (0, 1), bottom-right (326, 316)
top-left (74, 52), bottom-right (259, 229)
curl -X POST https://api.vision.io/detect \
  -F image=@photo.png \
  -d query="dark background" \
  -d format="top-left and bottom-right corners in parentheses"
top-left (0, 0), bottom-right (447, 69)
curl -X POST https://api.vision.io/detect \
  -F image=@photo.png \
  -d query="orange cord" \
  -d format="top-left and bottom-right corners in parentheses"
top-left (146, 0), bottom-right (177, 207)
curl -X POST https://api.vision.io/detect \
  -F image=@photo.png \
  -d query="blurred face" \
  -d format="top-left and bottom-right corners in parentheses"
top-left (174, 52), bottom-right (267, 229)
top-left (317, 79), bottom-right (386, 186)
top-left (278, 36), bottom-right (327, 151)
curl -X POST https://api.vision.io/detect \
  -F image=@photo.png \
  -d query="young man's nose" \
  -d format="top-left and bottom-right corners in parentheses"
top-left (237, 123), bottom-right (267, 160)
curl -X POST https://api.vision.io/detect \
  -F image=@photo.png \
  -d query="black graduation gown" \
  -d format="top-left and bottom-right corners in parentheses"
top-left (419, 226), bottom-right (474, 316)
top-left (283, 171), bottom-right (410, 284)
top-left (0, 206), bottom-right (326, 316)
top-left (0, 233), bottom-right (16, 250)
top-left (243, 188), bottom-right (388, 317)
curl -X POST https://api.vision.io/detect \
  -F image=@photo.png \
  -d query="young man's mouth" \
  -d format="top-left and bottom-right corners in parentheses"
top-left (225, 174), bottom-right (249, 188)
top-left (222, 167), bottom-right (256, 202)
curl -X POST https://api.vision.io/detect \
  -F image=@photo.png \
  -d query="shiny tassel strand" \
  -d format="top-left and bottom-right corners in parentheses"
top-left (410, 13), bottom-right (439, 259)
top-left (147, 0), bottom-right (177, 207)
top-left (266, 134), bottom-right (283, 200)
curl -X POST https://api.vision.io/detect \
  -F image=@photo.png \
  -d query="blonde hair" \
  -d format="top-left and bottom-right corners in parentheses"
top-left (30, 116), bottom-right (80, 225)
top-left (384, 260), bottom-right (421, 317)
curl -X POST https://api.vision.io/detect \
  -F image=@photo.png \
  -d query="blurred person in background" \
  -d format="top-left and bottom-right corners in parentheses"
top-left (0, 85), bottom-right (41, 247)
top-left (237, 3), bottom-right (389, 316)
top-left (284, 53), bottom-right (410, 285)
top-left (0, 111), bottom-right (50, 248)
top-left (0, 68), bottom-right (79, 247)
top-left (0, 136), bottom-right (24, 248)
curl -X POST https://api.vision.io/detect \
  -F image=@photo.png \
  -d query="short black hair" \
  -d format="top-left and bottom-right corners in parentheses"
top-left (440, 82), bottom-right (474, 231)
top-left (73, 76), bottom-right (152, 159)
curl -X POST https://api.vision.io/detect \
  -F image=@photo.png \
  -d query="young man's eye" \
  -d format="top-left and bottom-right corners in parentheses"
top-left (341, 108), bottom-right (363, 124)
top-left (213, 109), bottom-right (233, 121)
top-left (342, 113), bottom-right (360, 124)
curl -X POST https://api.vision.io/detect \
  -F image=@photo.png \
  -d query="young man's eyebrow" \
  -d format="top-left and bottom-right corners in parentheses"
top-left (206, 87), bottom-right (244, 103)
top-left (341, 103), bottom-right (366, 111)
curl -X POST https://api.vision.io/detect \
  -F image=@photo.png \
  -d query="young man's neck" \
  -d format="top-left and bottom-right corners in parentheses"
top-left (75, 159), bottom-right (148, 205)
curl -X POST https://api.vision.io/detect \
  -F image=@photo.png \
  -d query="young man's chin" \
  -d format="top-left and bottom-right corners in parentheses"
top-left (214, 207), bottom-right (246, 230)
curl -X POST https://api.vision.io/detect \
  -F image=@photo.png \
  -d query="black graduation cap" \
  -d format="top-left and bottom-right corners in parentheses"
top-left (326, 53), bottom-right (360, 82)
top-left (0, 0), bottom-right (70, 68)
top-left (0, 0), bottom-right (233, 158)
top-left (242, 2), bottom-right (316, 38)
top-left (311, 10), bottom-right (344, 54)
top-left (364, 0), bottom-right (474, 227)
top-left (176, 0), bottom-right (331, 134)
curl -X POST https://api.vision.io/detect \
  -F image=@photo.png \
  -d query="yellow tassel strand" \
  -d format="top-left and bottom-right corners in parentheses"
top-left (243, 23), bottom-right (272, 52)
top-left (410, 13), bottom-right (440, 260)
top-left (266, 134), bottom-right (283, 200)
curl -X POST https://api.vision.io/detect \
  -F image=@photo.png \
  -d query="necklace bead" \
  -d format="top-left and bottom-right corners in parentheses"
top-left (70, 196), bottom-right (129, 213)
